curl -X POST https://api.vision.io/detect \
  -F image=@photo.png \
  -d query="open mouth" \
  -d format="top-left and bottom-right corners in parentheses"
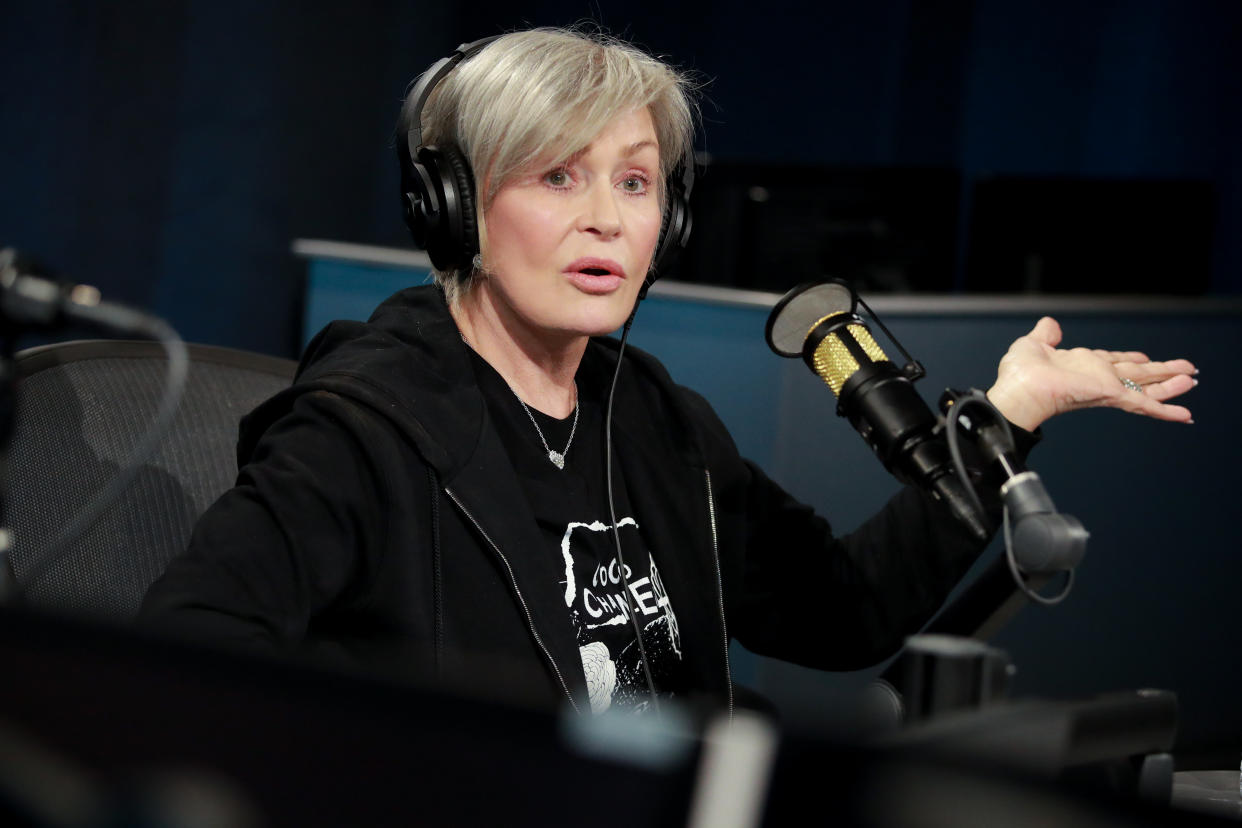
top-left (565, 259), bottom-right (625, 294)
top-left (565, 258), bottom-right (625, 293)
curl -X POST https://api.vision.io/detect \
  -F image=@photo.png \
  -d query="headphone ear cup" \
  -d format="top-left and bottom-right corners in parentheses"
top-left (646, 176), bottom-right (693, 295)
top-left (413, 144), bottom-right (479, 272)
top-left (398, 141), bottom-right (435, 250)
top-left (440, 144), bottom-right (479, 268)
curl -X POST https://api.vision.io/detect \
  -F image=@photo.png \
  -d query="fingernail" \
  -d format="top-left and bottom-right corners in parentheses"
top-left (1192, 378), bottom-right (1199, 387)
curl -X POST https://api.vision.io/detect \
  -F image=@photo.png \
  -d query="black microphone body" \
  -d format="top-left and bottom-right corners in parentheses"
top-left (804, 314), bottom-right (991, 542)
top-left (767, 282), bottom-right (1091, 653)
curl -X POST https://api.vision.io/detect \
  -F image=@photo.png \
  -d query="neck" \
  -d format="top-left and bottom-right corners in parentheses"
top-left (451, 285), bottom-right (584, 418)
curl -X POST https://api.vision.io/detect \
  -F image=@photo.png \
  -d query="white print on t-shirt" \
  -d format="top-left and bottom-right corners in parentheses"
top-left (559, 519), bottom-right (682, 713)
top-left (559, 519), bottom-right (677, 636)
top-left (558, 518), bottom-right (637, 605)
top-left (580, 641), bottom-right (616, 714)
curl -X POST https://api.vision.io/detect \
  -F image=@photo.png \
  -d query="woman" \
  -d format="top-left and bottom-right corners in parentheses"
top-left (140, 29), bottom-right (1196, 716)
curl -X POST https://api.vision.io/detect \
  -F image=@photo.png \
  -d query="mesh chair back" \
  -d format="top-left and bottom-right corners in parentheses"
top-left (5, 340), bottom-right (296, 620)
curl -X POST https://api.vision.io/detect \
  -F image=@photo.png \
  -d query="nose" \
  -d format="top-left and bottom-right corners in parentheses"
top-left (577, 180), bottom-right (622, 239)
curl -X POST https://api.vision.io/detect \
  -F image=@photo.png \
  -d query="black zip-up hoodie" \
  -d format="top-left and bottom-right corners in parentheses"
top-left (141, 286), bottom-right (1018, 714)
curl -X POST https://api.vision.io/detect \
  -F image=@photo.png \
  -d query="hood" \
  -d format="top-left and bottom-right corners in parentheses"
top-left (237, 286), bottom-right (485, 482)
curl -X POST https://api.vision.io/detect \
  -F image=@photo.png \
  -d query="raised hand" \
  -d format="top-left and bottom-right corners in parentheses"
top-left (984, 317), bottom-right (1198, 432)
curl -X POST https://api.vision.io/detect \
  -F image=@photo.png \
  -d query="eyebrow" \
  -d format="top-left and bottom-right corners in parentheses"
top-left (562, 139), bottom-right (660, 167)
top-left (624, 140), bottom-right (659, 156)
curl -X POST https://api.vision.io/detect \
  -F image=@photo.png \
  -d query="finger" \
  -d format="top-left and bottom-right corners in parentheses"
top-left (1115, 359), bottom-right (1198, 383)
top-left (1028, 316), bottom-right (1062, 347)
top-left (1094, 349), bottom-right (1150, 364)
top-left (1135, 373), bottom-right (1197, 403)
top-left (1127, 397), bottom-right (1194, 423)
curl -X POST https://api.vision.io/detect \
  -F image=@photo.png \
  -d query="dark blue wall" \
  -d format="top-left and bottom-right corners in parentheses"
top-left (2, 0), bottom-right (1240, 354)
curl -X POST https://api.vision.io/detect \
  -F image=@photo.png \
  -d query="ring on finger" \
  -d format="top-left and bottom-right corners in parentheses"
top-left (1120, 377), bottom-right (1143, 393)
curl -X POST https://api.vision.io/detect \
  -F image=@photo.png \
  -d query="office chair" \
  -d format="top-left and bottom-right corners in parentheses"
top-left (3, 339), bottom-right (297, 620)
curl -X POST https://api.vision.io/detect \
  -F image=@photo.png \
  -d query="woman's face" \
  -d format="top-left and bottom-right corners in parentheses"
top-left (476, 107), bottom-right (664, 340)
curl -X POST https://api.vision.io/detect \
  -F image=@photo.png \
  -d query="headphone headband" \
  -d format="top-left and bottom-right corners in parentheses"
top-left (404, 36), bottom-right (501, 157)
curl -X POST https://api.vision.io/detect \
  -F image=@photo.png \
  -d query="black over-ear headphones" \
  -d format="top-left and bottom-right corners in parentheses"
top-left (397, 35), bottom-right (695, 295)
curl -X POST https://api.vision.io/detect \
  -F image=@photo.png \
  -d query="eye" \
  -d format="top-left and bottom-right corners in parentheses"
top-left (619, 173), bottom-right (650, 194)
top-left (543, 168), bottom-right (572, 188)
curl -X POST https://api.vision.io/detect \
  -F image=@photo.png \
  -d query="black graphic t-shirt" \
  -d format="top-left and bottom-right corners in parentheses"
top-left (468, 349), bottom-right (685, 713)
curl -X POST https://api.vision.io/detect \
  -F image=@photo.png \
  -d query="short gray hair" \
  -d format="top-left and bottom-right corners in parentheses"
top-left (400, 27), bottom-right (697, 305)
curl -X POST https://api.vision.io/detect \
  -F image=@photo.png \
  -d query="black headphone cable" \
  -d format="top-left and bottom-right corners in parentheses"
top-left (603, 299), bottom-right (661, 715)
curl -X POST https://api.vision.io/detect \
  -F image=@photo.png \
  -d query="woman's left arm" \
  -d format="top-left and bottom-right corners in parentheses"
top-left (984, 316), bottom-right (1198, 432)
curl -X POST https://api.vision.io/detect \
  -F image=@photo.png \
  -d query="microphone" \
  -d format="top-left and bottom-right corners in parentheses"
top-left (1, 248), bottom-right (157, 336)
top-left (1, 247), bottom-right (189, 603)
top-left (766, 281), bottom-right (989, 541)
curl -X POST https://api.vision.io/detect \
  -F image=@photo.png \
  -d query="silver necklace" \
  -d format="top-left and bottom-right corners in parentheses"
top-left (513, 384), bottom-right (579, 469)
top-left (458, 329), bottom-right (578, 469)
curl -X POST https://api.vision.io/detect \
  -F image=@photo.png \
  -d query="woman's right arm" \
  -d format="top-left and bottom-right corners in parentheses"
top-left (138, 390), bottom-right (398, 651)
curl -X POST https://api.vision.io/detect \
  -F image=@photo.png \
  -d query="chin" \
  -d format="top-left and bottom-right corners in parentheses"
top-left (573, 297), bottom-right (640, 336)
top-left (541, 288), bottom-right (636, 336)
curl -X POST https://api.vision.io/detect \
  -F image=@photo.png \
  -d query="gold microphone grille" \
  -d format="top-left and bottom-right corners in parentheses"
top-left (809, 314), bottom-right (889, 397)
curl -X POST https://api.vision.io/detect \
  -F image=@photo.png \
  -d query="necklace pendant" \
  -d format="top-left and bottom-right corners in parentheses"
top-left (511, 381), bottom-right (577, 472)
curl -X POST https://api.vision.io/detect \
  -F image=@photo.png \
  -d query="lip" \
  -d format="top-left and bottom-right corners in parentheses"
top-left (563, 258), bottom-right (627, 295)
top-left (564, 258), bottom-right (627, 279)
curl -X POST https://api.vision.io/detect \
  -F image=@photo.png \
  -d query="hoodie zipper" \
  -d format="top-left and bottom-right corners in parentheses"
top-left (445, 487), bottom-right (580, 714)
top-left (704, 469), bottom-right (734, 719)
